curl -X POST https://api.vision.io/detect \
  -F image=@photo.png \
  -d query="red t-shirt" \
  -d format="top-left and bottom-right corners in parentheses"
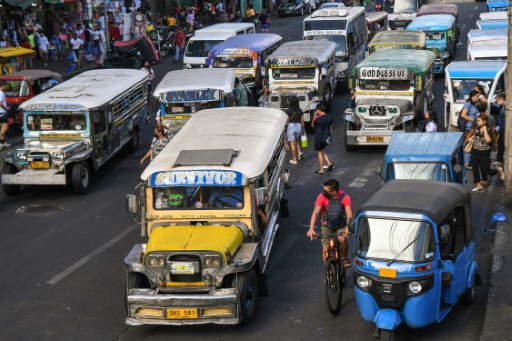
top-left (315, 190), bottom-right (352, 225)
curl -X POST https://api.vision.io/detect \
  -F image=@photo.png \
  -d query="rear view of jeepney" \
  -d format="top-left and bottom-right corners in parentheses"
top-left (388, 0), bottom-right (419, 30)
top-left (261, 40), bottom-right (337, 126)
top-left (124, 108), bottom-right (288, 326)
top-left (344, 49), bottom-right (436, 151)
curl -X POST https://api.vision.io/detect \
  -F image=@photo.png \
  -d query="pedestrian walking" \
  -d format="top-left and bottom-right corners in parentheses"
top-left (20, 37), bottom-right (33, 69)
top-left (70, 33), bottom-right (83, 61)
top-left (259, 9), bottom-right (270, 33)
top-left (140, 125), bottom-right (171, 164)
top-left (495, 92), bottom-right (506, 165)
top-left (38, 31), bottom-right (49, 66)
top-left (459, 90), bottom-right (480, 170)
top-left (311, 102), bottom-right (333, 174)
top-left (0, 82), bottom-right (11, 150)
top-left (233, 77), bottom-right (248, 106)
top-left (187, 9), bottom-right (195, 32)
top-left (424, 107), bottom-right (438, 132)
top-left (172, 27), bottom-right (186, 63)
top-left (285, 97), bottom-right (305, 164)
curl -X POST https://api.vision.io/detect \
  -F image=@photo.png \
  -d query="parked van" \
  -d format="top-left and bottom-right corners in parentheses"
top-left (207, 33), bottom-right (282, 91)
top-left (467, 29), bottom-right (507, 60)
top-left (444, 60), bottom-right (506, 131)
top-left (376, 132), bottom-right (465, 184)
top-left (124, 107), bottom-right (289, 326)
top-left (406, 14), bottom-right (459, 74)
top-left (153, 68), bottom-right (236, 135)
top-left (303, 7), bottom-right (367, 83)
top-left (367, 30), bottom-right (426, 55)
top-left (2, 69), bottom-right (148, 195)
top-left (486, 0), bottom-right (509, 12)
top-left (476, 19), bottom-right (508, 29)
top-left (183, 23), bottom-right (256, 69)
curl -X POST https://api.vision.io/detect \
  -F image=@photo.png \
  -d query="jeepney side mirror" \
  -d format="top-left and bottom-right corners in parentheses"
top-left (438, 224), bottom-right (451, 243)
top-left (453, 164), bottom-right (462, 174)
top-left (225, 95), bottom-right (235, 107)
top-left (126, 194), bottom-right (138, 214)
top-left (373, 166), bottom-right (384, 180)
top-left (255, 187), bottom-right (269, 206)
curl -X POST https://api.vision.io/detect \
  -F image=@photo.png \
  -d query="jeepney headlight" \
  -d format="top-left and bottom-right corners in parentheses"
top-left (358, 107), bottom-right (367, 113)
top-left (298, 96), bottom-right (306, 101)
top-left (409, 281), bottom-right (422, 293)
top-left (148, 255), bottom-right (166, 267)
top-left (271, 96), bottom-right (279, 102)
top-left (15, 150), bottom-right (28, 161)
top-left (52, 151), bottom-right (64, 160)
top-left (389, 107), bottom-right (398, 114)
top-left (357, 275), bottom-right (371, 288)
top-left (185, 64), bottom-right (192, 69)
top-left (204, 255), bottom-right (222, 268)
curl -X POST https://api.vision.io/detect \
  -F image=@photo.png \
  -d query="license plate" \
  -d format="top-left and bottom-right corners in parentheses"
top-left (30, 161), bottom-right (50, 169)
top-left (379, 268), bottom-right (397, 278)
top-left (166, 308), bottom-right (198, 319)
top-left (367, 136), bottom-right (384, 143)
top-left (171, 107), bottom-right (184, 113)
top-left (170, 261), bottom-right (195, 274)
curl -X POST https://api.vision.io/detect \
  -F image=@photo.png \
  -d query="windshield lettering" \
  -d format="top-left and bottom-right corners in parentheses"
top-left (164, 89), bottom-right (218, 103)
top-left (152, 170), bottom-right (240, 186)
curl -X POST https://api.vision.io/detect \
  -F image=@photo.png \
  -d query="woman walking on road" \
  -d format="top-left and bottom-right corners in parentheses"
top-left (460, 90), bottom-right (480, 169)
top-left (285, 97), bottom-right (305, 164)
top-left (311, 102), bottom-right (333, 175)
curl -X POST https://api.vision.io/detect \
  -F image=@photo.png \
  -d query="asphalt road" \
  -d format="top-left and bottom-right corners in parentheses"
top-left (0, 2), bottom-right (499, 340)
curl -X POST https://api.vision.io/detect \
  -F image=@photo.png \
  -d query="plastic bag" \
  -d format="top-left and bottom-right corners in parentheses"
top-left (491, 212), bottom-right (507, 224)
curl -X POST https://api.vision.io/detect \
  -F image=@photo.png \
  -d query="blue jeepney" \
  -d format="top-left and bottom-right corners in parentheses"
top-left (486, 0), bottom-right (509, 12)
top-left (378, 132), bottom-right (465, 184)
top-left (476, 19), bottom-right (508, 29)
top-left (444, 60), bottom-right (506, 131)
top-left (207, 33), bottom-right (283, 91)
top-left (406, 14), bottom-right (459, 74)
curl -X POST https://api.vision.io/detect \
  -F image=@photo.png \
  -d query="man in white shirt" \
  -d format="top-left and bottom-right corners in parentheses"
top-left (38, 31), bottom-right (49, 65)
top-left (216, 1), bottom-right (224, 13)
top-left (70, 33), bottom-right (83, 61)
top-left (0, 82), bottom-right (10, 149)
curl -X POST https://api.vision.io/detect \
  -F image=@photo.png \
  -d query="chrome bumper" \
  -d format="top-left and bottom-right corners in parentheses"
top-left (2, 169), bottom-right (66, 185)
top-left (345, 130), bottom-right (393, 146)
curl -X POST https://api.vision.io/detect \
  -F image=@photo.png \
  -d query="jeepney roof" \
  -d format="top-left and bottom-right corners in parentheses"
top-left (265, 40), bottom-right (337, 64)
top-left (368, 30), bottom-right (426, 49)
top-left (406, 14), bottom-right (456, 31)
top-left (446, 60), bottom-right (507, 79)
top-left (352, 49), bottom-right (436, 76)
top-left (468, 28), bottom-right (507, 41)
top-left (477, 19), bottom-right (508, 29)
top-left (141, 107), bottom-right (288, 182)
top-left (0, 69), bottom-right (62, 83)
top-left (209, 33), bottom-right (282, 54)
top-left (385, 132), bottom-right (463, 163)
top-left (153, 68), bottom-right (236, 97)
top-left (20, 69), bottom-right (148, 110)
top-left (192, 23), bottom-right (255, 35)
top-left (305, 6), bottom-right (365, 21)
top-left (416, 4), bottom-right (457, 18)
top-left (365, 11), bottom-right (388, 24)
top-left (479, 12), bottom-right (507, 20)
top-left (468, 44), bottom-right (507, 59)
top-left (357, 179), bottom-right (471, 224)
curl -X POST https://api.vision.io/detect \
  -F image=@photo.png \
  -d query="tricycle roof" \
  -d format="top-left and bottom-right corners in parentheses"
top-left (406, 14), bottom-right (456, 31)
top-left (265, 40), bottom-right (337, 65)
top-left (0, 46), bottom-right (35, 58)
top-left (468, 28), bottom-right (507, 41)
top-left (385, 132), bottom-right (463, 162)
top-left (446, 60), bottom-right (507, 79)
top-left (368, 31), bottom-right (426, 49)
top-left (209, 33), bottom-right (282, 54)
top-left (141, 107), bottom-right (288, 183)
top-left (479, 12), bottom-right (507, 20)
top-left (416, 4), bottom-right (457, 18)
top-left (153, 68), bottom-right (236, 98)
top-left (477, 19), bottom-right (508, 29)
top-left (352, 49), bottom-right (436, 76)
top-left (357, 180), bottom-right (471, 224)
top-left (20, 69), bottom-right (148, 111)
top-left (0, 69), bottom-right (62, 83)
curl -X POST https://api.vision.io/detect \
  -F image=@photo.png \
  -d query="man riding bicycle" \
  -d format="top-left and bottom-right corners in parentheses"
top-left (307, 179), bottom-right (353, 268)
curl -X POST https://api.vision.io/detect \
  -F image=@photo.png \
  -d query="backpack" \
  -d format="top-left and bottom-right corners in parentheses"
top-left (323, 193), bottom-right (347, 229)
top-left (243, 85), bottom-right (256, 106)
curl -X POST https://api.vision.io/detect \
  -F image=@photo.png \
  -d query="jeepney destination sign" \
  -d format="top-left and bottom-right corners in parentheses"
top-left (150, 170), bottom-right (244, 187)
top-left (304, 30), bottom-right (344, 36)
top-left (24, 103), bottom-right (86, 111)
top-left (269, 57), bottom-right (317, 68)
top-left (163, 89), bottom-right (221, 103)
top-left (358, 68), bottom-right (412, 80)
top-left (213, 49), bottom-right (253, 57)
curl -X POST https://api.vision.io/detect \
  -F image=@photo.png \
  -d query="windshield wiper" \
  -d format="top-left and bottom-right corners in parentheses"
top-left (386, 233), bottom-right (420, 266)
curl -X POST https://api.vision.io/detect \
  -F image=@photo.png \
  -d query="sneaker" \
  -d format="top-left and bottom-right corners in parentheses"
top-left (289, 159), bottom-right (297, 164)
top-left (472, 186), bottom-right (484, 192)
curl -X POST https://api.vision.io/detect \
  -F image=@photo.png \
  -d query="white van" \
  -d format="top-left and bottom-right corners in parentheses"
top-left (183, 23), bottom-right (255, 69)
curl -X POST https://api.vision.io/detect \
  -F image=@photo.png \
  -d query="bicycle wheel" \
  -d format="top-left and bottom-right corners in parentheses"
top-left (325, 259), bottom-right (342, 315)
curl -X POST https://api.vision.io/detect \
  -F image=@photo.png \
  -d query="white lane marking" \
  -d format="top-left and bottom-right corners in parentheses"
top-left (347, 160), bottom-right (381, 188)
top-left (265, 235), bottom-right (299, 273)
top-left (47, 224), bottom-right (138, 285)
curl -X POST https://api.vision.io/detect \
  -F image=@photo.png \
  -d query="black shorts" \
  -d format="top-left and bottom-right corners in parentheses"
top-left (314, 142), bottom-right (326, 151)
top-left (0, 114), bottom-right (7, 124)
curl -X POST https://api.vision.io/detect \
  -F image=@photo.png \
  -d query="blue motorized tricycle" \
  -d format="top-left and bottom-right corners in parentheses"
top-left (352, 180), bottom-right (481, 340)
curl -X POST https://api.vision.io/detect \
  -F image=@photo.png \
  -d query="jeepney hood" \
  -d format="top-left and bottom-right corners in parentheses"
top-left (146, 225), bottom-right (244, 258)
top-left (270, 86), bottom-right (315, 94)
top-left (21, 139), bottom-right (88, 154)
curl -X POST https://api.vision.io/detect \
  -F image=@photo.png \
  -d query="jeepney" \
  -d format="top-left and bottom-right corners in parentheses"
top-left (153, 68), bottom-right (236, 135)
top-left (487, 0), bottom-right (509, 12)
top-left (444, 60), bottom-right (506, 132)
top-left (2, 69), bottom-right (148, 195)
top-left (467, 29), bottom-right (507, 60)
top-left (476, 19), bottom-right (508, 29)
top-left (366, 11), bottom-right (388, 42)
top-left (344, 49), bottom-right (436, 151)
top-left (261, 40), bottom-right (337, 126)
top-left (367, 30), bottom-right (426, 55)
top-left (124, 107), bottom-right (289, 326)
top-left (406, 14), bottom-right (459, 74)
top-left (388, 0), bottom-right (421, 30)
top-left (207, 33), bottom-right (282, 91)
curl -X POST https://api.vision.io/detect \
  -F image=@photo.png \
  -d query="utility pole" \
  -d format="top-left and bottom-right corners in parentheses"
top-left (504, 5), bottom-right (512, 205)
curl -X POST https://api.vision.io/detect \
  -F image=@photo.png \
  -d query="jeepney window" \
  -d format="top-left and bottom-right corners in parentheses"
top-left (387, 162), bottom-right (450, 182)
top-left (4, 80), bottom-right (30, 97)
top-left (26, 113), bottom-right (87, 131)
top-left (310, 35), bottom-right (347, 54)
top-left (359, 79), bottom-right (411, 91)
top-left (451, 79), bottom-right (493, 103)
top-left (152, 186), bottom-right (244, 210)
top-left (212, 56), bottom-right (254, 68)
top-left (185, 40), bottom-right (224, 57)
top-left (355, 217), bottom-right (435, 262)
top-left (425, 32), bottom-right (445, 41)
top-left (272, 67), bottom-right (315, 80)
top-left (304, 20), bottom-right (347, 31)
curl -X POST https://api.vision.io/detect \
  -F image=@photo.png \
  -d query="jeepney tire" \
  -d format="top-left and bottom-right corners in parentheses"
top-left (125, 272), bottom-right (151, 314)
top-left (414, 93), bottom-right (427, 121)
top-left (126, 128), bottom-right (139, 153)
top-left (404, 120), bottom-right (415, 132)
top-left (103, 58), bottom-right (114, 68)
top-left (462, 279), bottom-right (476, 305)
top-left (2, 163), bottom-right (21, 196)
top-left (380, 329), bottom-right (395, 341)
top-left (345, 122), bottom-right (357, 152)
top-left (233, 269), bottom-right (258, 324)
top-left (71, 161), bottom-right (91, 195)
top-left (318, 81), bottom-right (332, 111)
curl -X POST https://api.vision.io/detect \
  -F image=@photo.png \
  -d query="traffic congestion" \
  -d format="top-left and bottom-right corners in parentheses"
top-left (0, 0), bottom-right (508, 340)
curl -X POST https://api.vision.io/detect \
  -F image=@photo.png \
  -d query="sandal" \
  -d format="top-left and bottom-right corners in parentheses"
top-left (298, 153), bottom-right (304, 160)
top-left (315, 170), bottom-right (324, 175)
top-left (326, 164), bottom-right (333, 172)
top-left (342, 258), bottom-right (352, 268)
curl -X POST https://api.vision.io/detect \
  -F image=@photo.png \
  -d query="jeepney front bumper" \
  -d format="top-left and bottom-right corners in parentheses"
top-left (264, 89), bottom-right (316, 121)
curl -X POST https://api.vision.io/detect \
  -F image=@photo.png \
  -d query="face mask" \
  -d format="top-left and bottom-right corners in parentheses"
top-left (323, 190), bottom-right (330, 198)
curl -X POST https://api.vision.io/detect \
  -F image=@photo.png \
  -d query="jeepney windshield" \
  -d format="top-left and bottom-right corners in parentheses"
top-left (309, 35), bottom-right (347, 54)
top-left (26, 112), bottom-right (87, 131)
top-left (425, 31), bottom-right (445, 41)
top-left (304, 20), bottom-right (347, 31)
top-left (355, 217), bottom-right (435, 262)
top-left (358, 79), bottom-right (412, 91)
top-left (4, 80), bottom-right (30, 97)
top-left (394, 0), bottom-right (418, 13)
top-left (162, 102), bottom-right (217, 115)
top-left (212, 56), bottom-right (255, 68)
top-left (271, 67), bottom-right (316, 80)
top-left (388, 162), bottom-right (450, 182)
top-left (451, 79), bottom-right (492, 103)
top-left (153, 185), bottom-right (245, 210)
top-left (185, 40), bottom-right (224, 57)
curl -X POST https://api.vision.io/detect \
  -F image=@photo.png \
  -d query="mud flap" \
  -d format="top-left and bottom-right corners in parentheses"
top-left (374, 308), bottom-right (402, 330)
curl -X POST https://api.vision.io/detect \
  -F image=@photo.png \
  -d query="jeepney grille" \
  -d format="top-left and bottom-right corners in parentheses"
top-left (369, 105), bottom-right (386, 116)
top-left (280, 95), bottom-right (293, 108)
top-left (169, 254), bottom-right (202, 282)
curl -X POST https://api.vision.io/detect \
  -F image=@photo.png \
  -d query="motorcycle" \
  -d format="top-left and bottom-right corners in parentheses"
top-left (228, 11), bottom-right (260, 26)
top-left (103, 46), bottom-right (144, 68)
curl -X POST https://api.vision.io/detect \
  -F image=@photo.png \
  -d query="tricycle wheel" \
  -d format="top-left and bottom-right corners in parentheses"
top-left (2, 163), bottom-right (21, 196)
top-left (232, 269), bottom-right (258, 324)
top-left (380, 329), bottom-right (395, 341)
top-left (462, 282), bottom-right (476, 305)
top-left (103, 58), bottom-right (114, 68)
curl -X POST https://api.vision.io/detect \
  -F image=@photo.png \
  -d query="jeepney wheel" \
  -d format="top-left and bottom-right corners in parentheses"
top-left (318, 81), bottom-right (332, 111)
top-left (125, 272), bottom-right (151, 314)
top-left (126, 128), bottom-right (139, 153)
top-left (233, 269), bottom-right (258, 324)
top-left (462, 279), bottom-right (476, 305)
top-left (2, 163), bottom-right (21, 196)
top-left (380, 329), bottom-right (395, 341)
top-left (345, 122), bottom-right (357, 152)
top-left (71, 162), bottom-right (91, 195)
top-left (404, 120), bottom-right (415, 132)
top-left (414, 94), bottom-right (427, 121)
